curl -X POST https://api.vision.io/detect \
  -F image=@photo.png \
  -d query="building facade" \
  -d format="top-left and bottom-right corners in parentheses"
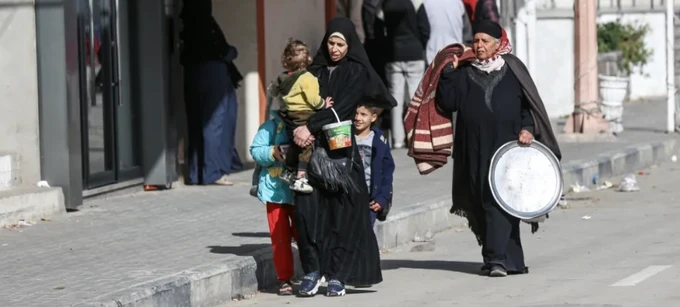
top-left (0, 0), bottom-right (334, 220)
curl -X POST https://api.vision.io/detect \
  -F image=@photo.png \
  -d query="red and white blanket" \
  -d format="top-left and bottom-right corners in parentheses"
top-left (403, 43), bottom-right (476, 175)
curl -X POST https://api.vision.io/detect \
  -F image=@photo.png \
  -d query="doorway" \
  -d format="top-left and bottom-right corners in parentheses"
top-left (77, 0), bottom-right (141, 189)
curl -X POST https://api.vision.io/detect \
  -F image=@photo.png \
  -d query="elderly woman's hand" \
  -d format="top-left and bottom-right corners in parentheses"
top-left (294, 125), bottom-right (313, 147)
top-left (518, 129), bottom-right (533, 145)
top-left (451, 54), bottom-right (459, 69)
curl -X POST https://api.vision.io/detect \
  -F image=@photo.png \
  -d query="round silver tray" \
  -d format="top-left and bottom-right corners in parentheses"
top-left (488, 140), bottom-right (563, 220)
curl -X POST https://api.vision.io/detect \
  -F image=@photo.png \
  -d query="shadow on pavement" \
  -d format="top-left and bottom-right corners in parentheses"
top-left (206, 244), bottom-right (271, 256)
top-left (232, 232), bottom-right (271, 238)
top-left (381, 259), bottom-right (484, 276)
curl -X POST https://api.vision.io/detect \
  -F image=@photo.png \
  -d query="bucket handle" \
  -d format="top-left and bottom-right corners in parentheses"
top-left (330, 107), bottom-right (341, 123)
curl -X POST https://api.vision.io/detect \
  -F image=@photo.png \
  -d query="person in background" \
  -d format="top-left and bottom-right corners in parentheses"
top-left (474, 0), bottom-right (500, 23)
top-left (249, 107), bottom-right (298, 296)
top-left (337, 0), bottom-right (366, 44)
top-left (422, 0), bottom-right (467, 65)
top-left (382, 0), bottom-right (429, 149)
top-left (355, 103), bottom-right (395, 227)
top-left (462, 0), bottom-right (478, 23)
top-left (275, 39), bottom-right (331, 194)
top-left (180, 0), bottom-right (243, 186)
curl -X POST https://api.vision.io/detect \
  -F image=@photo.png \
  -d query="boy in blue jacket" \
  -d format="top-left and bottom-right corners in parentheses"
top-left (355, 103), bottom-right (396, 227)
top-left (249, 109), bottom-right (298, 296)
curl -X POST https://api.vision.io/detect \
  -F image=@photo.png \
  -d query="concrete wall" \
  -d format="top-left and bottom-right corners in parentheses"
top-left (0, 2), bottom-right (41, 186)
top-left (535, 16), bottom-right (575, 118)
top-left (534, 2), bottom-right (670, 118)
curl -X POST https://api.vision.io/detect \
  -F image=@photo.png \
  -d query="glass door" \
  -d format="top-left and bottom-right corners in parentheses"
top-left (77, 0), bottom-right (140, 189)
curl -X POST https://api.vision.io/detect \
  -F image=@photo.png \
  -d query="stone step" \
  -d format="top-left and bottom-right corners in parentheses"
top-left (0, 153), bottom-right (20, 189)
top-left (0, 187), bottom-right (65, 228)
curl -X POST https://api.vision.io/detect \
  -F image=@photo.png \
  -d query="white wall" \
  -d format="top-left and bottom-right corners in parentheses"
top-left (0, 4), bottom-right (41, 185)
top-left (533, 2), bottom-right (669, 117)
top-left (599, 12), bottom-right (667, 100)
top-left (534, 16), bottom-right (575, 118)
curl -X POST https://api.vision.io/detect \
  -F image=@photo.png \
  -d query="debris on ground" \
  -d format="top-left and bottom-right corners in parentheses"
top-left (618, 174), bottom-right (640, 192)
top-left (596, 180), bottom-right (614, 190)
top-left (413, 229), bottom-right (434, 242)
top-left (570, 183), bottom-right (590, 193)
top-left (36, 180), bottom-right (50, 188)
top-left (672, 155), bottom-right (677, 162)
top-left (3, 220), bottom-right (35, 231)
top-left (582, 215), bottom-right (592, 220)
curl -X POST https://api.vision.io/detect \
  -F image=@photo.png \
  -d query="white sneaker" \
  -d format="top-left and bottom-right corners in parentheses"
top-left (291, 178), bottom-right (313, 193)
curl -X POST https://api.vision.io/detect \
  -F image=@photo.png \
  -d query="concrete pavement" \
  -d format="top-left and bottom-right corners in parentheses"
top-left (230, 163), bottom-right (680, 307)
top-left (0, 99), bottom-right (677, 307)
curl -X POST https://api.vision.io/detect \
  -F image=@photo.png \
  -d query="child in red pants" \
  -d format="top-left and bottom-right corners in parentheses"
top-left (250, 108), bottom-right (298, 295)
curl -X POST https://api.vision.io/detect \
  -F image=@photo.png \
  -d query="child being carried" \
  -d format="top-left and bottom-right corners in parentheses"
top-left (274, 38), bottom-right (332, 193)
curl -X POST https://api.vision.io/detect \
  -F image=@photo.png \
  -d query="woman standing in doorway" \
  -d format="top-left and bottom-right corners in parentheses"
top-left (287, 17), bottom-right (396, 297)
top-left (180, 0), bottom-right (243, 185)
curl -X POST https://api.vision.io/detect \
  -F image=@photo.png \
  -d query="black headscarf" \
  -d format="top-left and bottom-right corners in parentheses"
top-left (309, 17), bottom-right (397, 110)
top-left (472, 19), bottom-right (502, 39)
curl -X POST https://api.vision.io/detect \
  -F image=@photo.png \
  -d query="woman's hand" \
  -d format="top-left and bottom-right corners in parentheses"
top-left (518, 129), bottom-right (533, 145)
top-left (325, 97), bottom-right (334, 108)
top-left (272, 146), bottom-right (285, 162)
top-left (450, 54), bottom-right (459, 69)
top-left (293, 125), bottom-right (313, 147)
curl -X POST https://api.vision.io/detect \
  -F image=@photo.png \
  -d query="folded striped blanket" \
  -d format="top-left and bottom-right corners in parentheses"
top-left (403, 43), bottom-right (476, 175)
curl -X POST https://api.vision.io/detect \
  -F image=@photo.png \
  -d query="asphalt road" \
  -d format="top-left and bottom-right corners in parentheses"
top-left (229, 162), bottom-right (680, 307)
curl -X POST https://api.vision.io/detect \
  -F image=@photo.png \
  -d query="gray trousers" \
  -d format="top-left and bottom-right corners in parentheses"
top-left (386, 60), bottom-right (426, 147)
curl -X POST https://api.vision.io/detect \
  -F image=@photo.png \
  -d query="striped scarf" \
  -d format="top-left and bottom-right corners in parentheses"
top-left (403, 44), bottom-right (476, 174)
top-left (471, 28), bottom-right (513, 73)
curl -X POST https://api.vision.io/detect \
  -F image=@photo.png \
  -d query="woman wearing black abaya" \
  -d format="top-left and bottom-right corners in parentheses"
top-left (436, 20), bottom-right (561, 277)
top-left (288, 17), bottom-right (396, 297)
top-left (180, 0), bottom-right (244, 185)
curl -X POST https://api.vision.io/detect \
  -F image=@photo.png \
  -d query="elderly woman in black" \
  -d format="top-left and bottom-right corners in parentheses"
top-left (436, 20), bottom-right (561, 277)
top-left (286, 17), bottom-right (396, 297)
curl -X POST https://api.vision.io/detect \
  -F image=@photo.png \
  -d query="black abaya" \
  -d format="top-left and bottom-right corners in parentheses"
top-left (293, 18), bottom-right (391, 285)
top-left (436, 64), bottom-right (534, 273)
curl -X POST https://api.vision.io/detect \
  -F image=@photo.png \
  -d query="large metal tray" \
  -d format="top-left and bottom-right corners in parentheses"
top-left (488, 140), bottom-right (563, 220)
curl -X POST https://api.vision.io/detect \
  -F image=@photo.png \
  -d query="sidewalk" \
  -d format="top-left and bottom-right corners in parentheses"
top-left (0, 99), bottom-right (677, 307)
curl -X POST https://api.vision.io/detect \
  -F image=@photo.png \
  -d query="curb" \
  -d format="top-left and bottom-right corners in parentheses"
top-left (75, 247), bottom-right (303, 307)
top-left (76, 138), bottom-right (677, 307)
top-left (375, 138), bottom-right (678, 251)
top-left (561, 138), bottom-right (677, 189)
